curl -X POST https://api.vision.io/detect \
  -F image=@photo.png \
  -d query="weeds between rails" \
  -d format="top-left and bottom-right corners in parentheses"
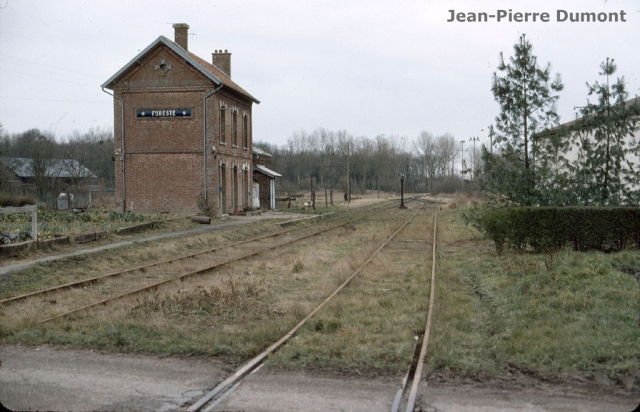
top-left (0, 198), bottom-right (418, 325)
top-left (187, 204), bottom-right (432, 412)
top-left (396, 206), bottom-right (437, 412)
top-left (0, 198), bottom-right (405, 304)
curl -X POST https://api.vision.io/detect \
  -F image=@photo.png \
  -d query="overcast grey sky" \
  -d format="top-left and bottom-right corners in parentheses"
top-left (0, 0), bottom-right (638, 148)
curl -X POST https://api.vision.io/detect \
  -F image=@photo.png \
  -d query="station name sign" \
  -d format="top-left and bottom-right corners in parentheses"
top-left (136, 109), bottom-right (192, 118)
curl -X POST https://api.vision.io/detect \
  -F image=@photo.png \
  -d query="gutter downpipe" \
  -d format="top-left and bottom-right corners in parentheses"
top-left (101, 87), bottom-right (126, 212)
top-left (203, 84), bottom-right (224, 205)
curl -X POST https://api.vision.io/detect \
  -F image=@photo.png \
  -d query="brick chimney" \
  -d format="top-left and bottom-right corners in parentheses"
top-left (173, 23), bottom-right (189, 51)
top-left (212, 50), bottom-right (231, 77)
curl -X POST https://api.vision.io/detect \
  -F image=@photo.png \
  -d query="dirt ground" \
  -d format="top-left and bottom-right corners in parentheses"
top-left (0, 344), bottom-right (638, 412)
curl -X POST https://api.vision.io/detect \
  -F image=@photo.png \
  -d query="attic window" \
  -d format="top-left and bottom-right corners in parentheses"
top-left (155, 59), bottom-right (172, 76)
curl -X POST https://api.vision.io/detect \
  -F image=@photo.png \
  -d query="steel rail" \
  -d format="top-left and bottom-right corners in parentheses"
top-left (187, 202), bottom-right (427, 412)
top-left (390, 335), bottom-right (421, 412)
top-left (0, 217), bottom-right (331, 305)
top-left (35, 199), bottom-right (415, 324)
top-left (404, 205), bottom-right (438, 412)
top-left (0, 199), bottom-right (403, 306)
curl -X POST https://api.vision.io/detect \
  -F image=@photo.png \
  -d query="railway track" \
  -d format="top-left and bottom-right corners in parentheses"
top-left (391, 206), bottom-right (437, 412)
top-left (184, 201), bottom-right (438, 412)
top-left (0, 198), bottom-right (413, 325)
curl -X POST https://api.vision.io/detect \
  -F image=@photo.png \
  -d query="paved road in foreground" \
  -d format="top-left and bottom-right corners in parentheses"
top-left (0, 345), bottom-right (637, 412)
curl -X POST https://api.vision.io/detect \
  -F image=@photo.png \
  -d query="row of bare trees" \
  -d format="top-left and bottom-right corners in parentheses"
top-left (0, 121), bottom-right (479, 206)
top-left (0, 125), bottom-right (114, 206)
top-left (256, 128), bottom-right (478, 196)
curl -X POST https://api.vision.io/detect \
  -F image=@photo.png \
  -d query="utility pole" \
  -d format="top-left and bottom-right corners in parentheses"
top-left (469, 136), bottom-right (480, 179)
top-left (399, 173), bottom-right (407, 209)
top-left (460, 140), bottom-right (465, 188)
top-left (347, 142), bottom-right (351, 203)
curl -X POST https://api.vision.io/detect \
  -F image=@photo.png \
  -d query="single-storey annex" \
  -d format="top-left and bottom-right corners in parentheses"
top-left (252, 147), bottom-right (282, 210)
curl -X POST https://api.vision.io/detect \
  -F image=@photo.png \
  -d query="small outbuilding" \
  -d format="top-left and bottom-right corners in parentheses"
top-left (0, 157), bottom-right (97, 208)
top-left (252, 147), bottom-right (281, 210)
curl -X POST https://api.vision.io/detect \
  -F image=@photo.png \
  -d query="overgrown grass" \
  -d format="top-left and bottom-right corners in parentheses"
top-left (267, 208), bottom-right (432, 373)
top-left (0, 210), bottom-right (162, 239)
top-left (0, 204), bottom-right (413, 367)
top-left (0, 219), bottom-right (281, 299)
top-left (429, 207), bottom-right (640, 379)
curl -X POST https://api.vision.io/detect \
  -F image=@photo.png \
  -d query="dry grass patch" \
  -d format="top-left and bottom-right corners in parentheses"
top-left (0, 220), bottom-right (282, 300)
top-left (267, 207), bottom-right (434, 374)
top-left (2, 206), bottom-right (411, 364)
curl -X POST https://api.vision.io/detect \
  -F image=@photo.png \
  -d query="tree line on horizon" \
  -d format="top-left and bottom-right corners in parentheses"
top-left (255, 128), bottom-right (478, 197)
top-left (0, 121), bottom-right (473, 207)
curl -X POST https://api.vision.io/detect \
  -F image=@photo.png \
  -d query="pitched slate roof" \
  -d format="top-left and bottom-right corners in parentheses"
top-left (101, 36), bottom-right (260, 104)
top-left (0, 157), bottom-right (97, 179)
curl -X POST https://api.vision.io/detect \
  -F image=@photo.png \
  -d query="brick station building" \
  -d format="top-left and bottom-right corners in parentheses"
top-left (101, 23), bottom-right (260, 214)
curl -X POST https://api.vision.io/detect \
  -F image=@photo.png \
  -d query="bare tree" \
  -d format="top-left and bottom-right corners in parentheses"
top-left (436, 133), bottom-right (458, 178)
top-left (63, 127), bottom-right (115, 189)
top-left (415, 131), bottom-right (437, 191)
top-left (8, 129), bottom-right (61, 204)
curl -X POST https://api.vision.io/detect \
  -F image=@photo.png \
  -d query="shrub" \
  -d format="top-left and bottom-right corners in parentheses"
top-left (479, 207), bottom-right (640, 253)
top-left (15, 196), bottom-right (36, 206)
top-left (196, 191), bottom-right (216, 217)
top-left (0, 192), bottom-right (14, 207)
top-left (431, 176), bottom-right (461, 194)
top-left (0, 193), bottom-right (36, 208)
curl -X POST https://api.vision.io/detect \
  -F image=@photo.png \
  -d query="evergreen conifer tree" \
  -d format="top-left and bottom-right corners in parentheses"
top-left (482, 34), bottom-right (564, 205)
top-left (572, 58), bottom-right (640, 205)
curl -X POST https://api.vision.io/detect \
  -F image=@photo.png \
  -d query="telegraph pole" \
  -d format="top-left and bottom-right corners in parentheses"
top-left (347, 142), bottom-right (351, 203)
top-left (460, 140), bottom-right (465, 188)
top-left (469, 136), bottom-right (480, 179)
top-left (399, 173), bottom-right (407, 209)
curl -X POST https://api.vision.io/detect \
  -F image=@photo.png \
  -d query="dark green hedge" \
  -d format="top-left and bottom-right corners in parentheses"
top-left (480, 207), bottom-right (640, 253)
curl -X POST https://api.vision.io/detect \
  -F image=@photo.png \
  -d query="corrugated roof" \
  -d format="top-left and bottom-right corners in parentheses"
top-left (0, 157), bottom-right (97, 179)
top-left (101, 36), bottom-right (259, 104)
top-left (253, 164), bottom-right (282, 178)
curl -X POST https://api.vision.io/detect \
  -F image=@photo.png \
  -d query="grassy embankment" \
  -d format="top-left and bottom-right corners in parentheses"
top-left (429, 206), bottom-right (640, 380)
